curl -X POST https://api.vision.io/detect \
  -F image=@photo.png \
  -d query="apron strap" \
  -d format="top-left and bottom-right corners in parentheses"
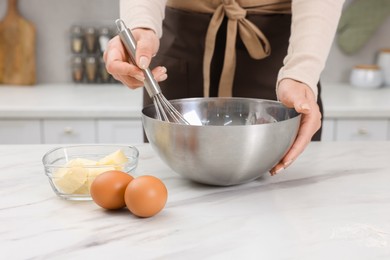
top-left (167, 0), bottom-right (291, 97)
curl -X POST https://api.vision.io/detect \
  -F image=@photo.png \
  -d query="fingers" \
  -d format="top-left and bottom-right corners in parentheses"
top-left (132, 29), bottom-right (159, 69)
top-left (270, 79), bottom-right (321, 175)
top-left (153, 66), bottom-right (168, 81)
top-left (110, 66), bottom-right (168, 89)
top-left (270, 108), bottom-right (321, 175)
top-left (103, 29), bottom-right (163, 89)
top-left (105, 47), bottom-right (145, 88)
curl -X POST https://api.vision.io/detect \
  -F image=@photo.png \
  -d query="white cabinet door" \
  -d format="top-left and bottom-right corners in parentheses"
top-left (43, 120), bottom-right (96, 144)
top-left (0, 120), bottom-right (42, 144)
top-left (335, 119), bottom-right (388, 141)
top-left (97, 120), bottom-right (143, 144)
top-left (321, 119), bottom-right (335, 141)
top-left (389, 119), bottom-right (390, 140)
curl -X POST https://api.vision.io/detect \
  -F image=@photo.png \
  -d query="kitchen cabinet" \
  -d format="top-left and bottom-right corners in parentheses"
top-left (321, 119), bottom-right (335, 141)
top-left (1, 83), bottom-right (390, 143)
top-left (0, 119), bottom-right (144, 145)
top-left (322, 119), bottom-right (389, 141)
top-left (335, 119), bottom-right (389, 141)
top-left (42, 119), bottom-right (96, 144)
top-left (321, 83), bottom-right (390, 142)
top-left (0, 119), bottom-right (42, 144)
top-left (41, 119), bottom-right (144, 144)
top-left (0, 84), bottom-right (144, 144)
top-left (97, 119), bottom-right (143, 144)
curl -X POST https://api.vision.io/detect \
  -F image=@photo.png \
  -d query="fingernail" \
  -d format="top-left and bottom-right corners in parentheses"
top-left (139, 56), bottom-right (150, 69)
top-left (283, 160), bottom-right (293, 168)
top-left (300, 103), bottom-right (311, 112)
top-left (160, 66), bottom-right (167, 73)
top-left (275, 167), bottom-right (285, 174)
top-left (157, 74), bottom-right (168, 81)
top-left (134, 74), bottom-right (145, 82)
top-left (270, 166), bottom-right (284, 176)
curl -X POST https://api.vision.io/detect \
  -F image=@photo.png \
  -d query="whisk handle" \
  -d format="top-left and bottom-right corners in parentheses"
top-left (115, 19), bottom-right (161, 98)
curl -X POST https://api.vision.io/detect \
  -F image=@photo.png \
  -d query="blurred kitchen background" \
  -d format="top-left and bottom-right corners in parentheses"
top-left (0, 0), bottom-right (389, 144)
top-left (0, 0), bottom-right (119, 83)
top-left (0, 0), bottom-right (388, 84)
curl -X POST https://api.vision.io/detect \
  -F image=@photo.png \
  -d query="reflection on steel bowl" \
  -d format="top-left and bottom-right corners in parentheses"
top-left (142, 97), bottom-right (300, 186)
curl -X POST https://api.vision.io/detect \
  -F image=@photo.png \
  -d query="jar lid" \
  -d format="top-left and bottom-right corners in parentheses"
top-left (85, 27), bottom-right (96, 34)
top-left (71, 26), bottom-right (83, 35)
top-left (72, 56), bottom-right (83, 64)
top-left (99, 27), bottom-right (111, 36)
top-left (353, 64), bottom-right (380, 70)
top-left (379, 48), bottom-right (390, 53)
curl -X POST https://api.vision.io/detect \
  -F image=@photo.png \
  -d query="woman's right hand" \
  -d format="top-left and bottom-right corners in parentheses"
top-left (103, 28), bottom-right (167, 89)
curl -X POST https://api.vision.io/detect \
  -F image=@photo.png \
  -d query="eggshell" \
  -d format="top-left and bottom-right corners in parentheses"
top-left (90, 170), bottom-right (134, 210)
top-left (86, 166), bottom-right (116, 192)
top-left (125, 175), bottom-right (167, 218)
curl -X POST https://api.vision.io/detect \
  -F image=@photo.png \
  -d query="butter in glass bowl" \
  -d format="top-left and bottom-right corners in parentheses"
top-left (42, 145), bottom-right (139, 200)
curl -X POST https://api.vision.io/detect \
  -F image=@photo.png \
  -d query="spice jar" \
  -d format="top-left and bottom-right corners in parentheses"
top-left (377, 49), bottom-right (390, 87)
top-left (85, 56), bottom-right (98, 83)
top-left (71, 56), bottom-right (84, 83)
top-left (85, 27), bottom-right (97, 54)
top-left (99, 56), bottom-right (110, 83)
top-left (99, 27), bottom-right (111, 53)
top-left (70, 26), bottom-right (84, 54)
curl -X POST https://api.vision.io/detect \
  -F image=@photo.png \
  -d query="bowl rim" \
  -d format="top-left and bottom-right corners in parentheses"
top-left (142, 97), bottom-right (300, 126)
top-left (42, 144), bottom-right (139, 168)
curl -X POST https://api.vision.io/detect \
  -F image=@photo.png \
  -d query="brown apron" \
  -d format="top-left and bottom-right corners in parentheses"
top-left (145, 2), bottom-right (323, 141)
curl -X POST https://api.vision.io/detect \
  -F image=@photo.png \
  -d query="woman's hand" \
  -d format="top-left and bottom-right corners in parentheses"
top-left (270, 78), bottom-right (322, 175)
top-left (103, 28), bottom-right (167, 89)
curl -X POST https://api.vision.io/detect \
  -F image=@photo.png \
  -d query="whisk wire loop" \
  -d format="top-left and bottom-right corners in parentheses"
top-left (116, 19), bottom-right (189, 125)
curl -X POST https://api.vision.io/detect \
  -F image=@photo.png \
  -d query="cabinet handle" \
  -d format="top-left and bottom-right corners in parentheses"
top-left (64, 127), bottom-right (74, 134)
top-left (357, 128), bottom-right (368, 135)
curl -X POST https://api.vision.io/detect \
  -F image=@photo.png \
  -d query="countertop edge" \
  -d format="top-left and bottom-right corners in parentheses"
top-left (1, 83), bottom-right (390, 119)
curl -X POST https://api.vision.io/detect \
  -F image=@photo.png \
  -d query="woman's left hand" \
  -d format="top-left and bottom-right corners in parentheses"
top-left (270, 78), bottom-right (322, 175)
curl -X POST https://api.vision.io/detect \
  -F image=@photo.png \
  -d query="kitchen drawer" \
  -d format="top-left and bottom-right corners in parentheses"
top-left (335, 119), bottom-right (389, 141)
top-left (0, 120), bottom-right (42, 144)
top-left (42, 120), bottom-right (96, 144)
top-left (97, 120), bottom-right (143, 144)
top-left (321, 119), bottom-right (335, 141)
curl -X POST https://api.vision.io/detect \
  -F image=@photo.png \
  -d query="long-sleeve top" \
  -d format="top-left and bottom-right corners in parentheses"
top-left (120, 0), bottom-right (345, 99)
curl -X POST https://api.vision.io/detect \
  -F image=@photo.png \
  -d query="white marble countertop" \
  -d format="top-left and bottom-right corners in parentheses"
top-left (321, 83), bottom-right (390, 119)
top-left (0, 84), bottom-right (143, 119)
top-left (1, 142), bottom-right (390, 259)
top-left (0, 83), bottom-right (390, 119)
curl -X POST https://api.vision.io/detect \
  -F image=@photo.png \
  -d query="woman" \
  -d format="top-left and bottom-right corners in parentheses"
top-left (104, 0), bottom-right (345, 175)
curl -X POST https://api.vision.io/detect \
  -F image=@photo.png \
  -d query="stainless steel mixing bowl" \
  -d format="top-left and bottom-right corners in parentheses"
top-left (142, 97), bottom-right (301, 186)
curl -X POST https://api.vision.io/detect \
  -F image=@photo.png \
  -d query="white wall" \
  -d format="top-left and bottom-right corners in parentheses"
top-left (322, 0), bottom-right (390, 84)
top-left (1, 0), bottom-right (389, 84)
top-left (0, 0), bottom-right (119, 83)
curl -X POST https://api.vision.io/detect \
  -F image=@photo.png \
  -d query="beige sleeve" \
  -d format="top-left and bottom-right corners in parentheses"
top-left (277, 0), bottom-right (345, 99)
top-left (120, 0), bottom-right (167, 38)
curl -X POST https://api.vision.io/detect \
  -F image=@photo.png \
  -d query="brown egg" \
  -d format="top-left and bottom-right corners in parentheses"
top-left (90, 170), bottom-right (134, 210)
top-left (125, 175), bottom-right (168, 217)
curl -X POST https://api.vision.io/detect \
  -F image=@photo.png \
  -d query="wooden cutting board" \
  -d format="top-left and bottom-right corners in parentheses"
top-left (0, 0), bottom-right (36, 85)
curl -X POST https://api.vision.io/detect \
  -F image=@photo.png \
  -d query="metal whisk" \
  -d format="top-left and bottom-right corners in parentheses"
top-left (115, 19), bottom-right (189, 125)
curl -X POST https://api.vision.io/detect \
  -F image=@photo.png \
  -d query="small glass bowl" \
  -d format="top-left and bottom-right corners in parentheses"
top-left (42, 145), bottom-right (139, 201)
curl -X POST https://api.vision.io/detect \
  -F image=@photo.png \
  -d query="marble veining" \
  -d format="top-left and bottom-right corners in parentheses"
top-left (1, 142), bottom-right (390, 259)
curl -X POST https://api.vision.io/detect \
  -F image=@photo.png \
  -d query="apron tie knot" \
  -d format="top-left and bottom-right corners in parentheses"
top-left (223, 1), bottom-right (247, 20)
top-left (203, 0), bottom-right (272, 97)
